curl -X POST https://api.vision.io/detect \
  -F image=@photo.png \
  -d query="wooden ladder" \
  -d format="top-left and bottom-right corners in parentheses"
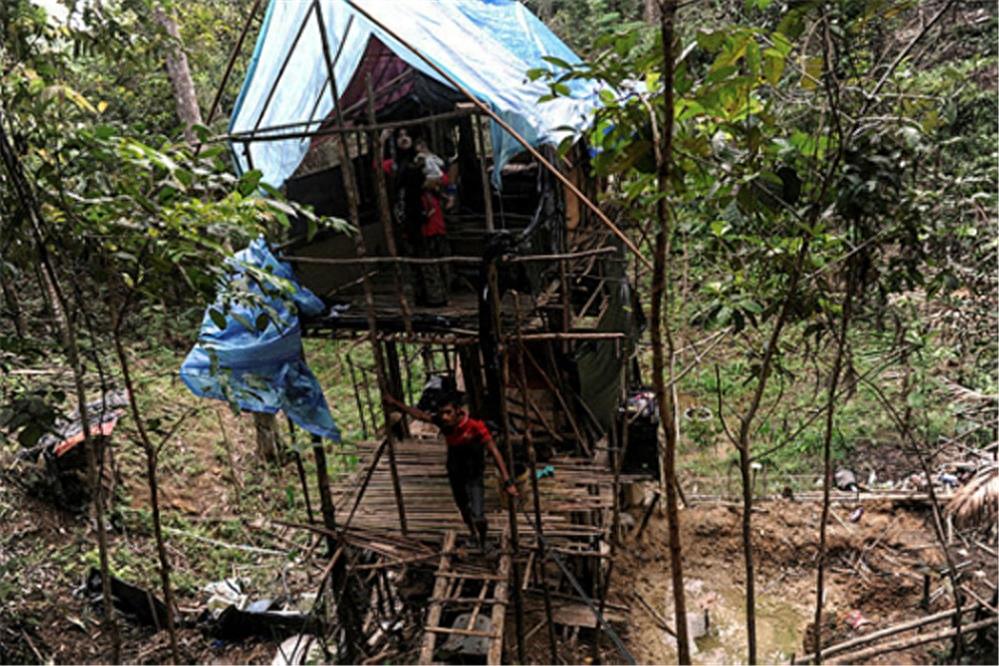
top-left (418, 530), bottom-right (511, 665)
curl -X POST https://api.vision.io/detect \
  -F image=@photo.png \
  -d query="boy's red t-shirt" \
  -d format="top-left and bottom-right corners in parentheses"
top-left (443, 415), bottom-right (492, 449)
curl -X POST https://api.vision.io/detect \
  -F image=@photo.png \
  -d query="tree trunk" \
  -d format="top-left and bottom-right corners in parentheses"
top-left (644, 0), bottom-right (659, 23)
top-left (0, 260), bottom-right (26, 336)
top-left (813, 258), bottom-right (856, 663)
top-left (652, 2), bottom-right (691, 663)
top-left (112, 329), bottom-right (181, 663)
top-left (153, 5), bottom-right (203, 143)
top-left (253, 412), bottom-right (281, 463)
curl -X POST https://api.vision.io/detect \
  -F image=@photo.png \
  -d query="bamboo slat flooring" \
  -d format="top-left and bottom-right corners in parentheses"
top-left (330, 436), bottom-right (616, 546)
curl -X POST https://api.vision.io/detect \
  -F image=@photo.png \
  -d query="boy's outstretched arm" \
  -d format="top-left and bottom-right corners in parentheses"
top-left (383, 394), bottom-right (434, 423)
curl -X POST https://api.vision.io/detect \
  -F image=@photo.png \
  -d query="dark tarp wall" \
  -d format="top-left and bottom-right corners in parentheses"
top-left (572, 244), bottom-right (642, 435)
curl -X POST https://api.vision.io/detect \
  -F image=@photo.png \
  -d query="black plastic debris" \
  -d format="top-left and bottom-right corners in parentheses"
top-left (83, 568), bottom-right (171, 629)
top-left (208, 602), bottom-right (320, 642)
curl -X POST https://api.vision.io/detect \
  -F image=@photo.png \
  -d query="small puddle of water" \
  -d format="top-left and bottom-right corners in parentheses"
top-left (692, 585), bottom-right (808, 664)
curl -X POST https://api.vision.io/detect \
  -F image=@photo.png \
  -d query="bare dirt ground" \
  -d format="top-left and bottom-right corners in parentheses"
top-left (614, 497), bottom-right (996, 665)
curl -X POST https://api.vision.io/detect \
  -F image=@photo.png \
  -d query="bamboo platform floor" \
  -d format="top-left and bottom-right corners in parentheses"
top-left (330, 437), bottom-right (620, 547)
top-left (302, 275), bottom-right (559, 338)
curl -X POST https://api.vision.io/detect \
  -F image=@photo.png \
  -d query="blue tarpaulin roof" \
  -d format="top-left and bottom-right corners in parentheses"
top-left (229, 0), bottom-right (600, 189)
top-left (180, 238), bottom-right (341, 441)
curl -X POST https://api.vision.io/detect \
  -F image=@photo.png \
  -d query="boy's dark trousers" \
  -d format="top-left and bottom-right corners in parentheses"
top-left (446, 462), bottom-right (487, 546)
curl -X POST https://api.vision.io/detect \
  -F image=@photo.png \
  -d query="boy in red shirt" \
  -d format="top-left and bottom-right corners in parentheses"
top-left (386, 392), bottom-right (517, 550)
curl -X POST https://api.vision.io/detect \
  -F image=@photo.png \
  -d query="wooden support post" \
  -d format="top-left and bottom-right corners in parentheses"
top-left (559, 256), bottom-right (571, 354)
top-left (286, 418), bottom-right (315, 524)
top-left (345, 355), bottom-right (369, 439)
top-left (384, 340), bottom-right (410, 439)
top-left (521, 344), bottom-right (589, 455)
top-left (475, 114), bottom-right (495, 231)
top-left (311, 435), bottom-right (337, 554)
top-left (488, 531), bottom-right (513, 665)
top-left (595, 362), bottom-right (628, 662)
top-left (365, 73), bottom-right (414, 336)
top-left (487, 260), bottom-right (526, 663)
top-left (314, 0), bottom-right (407, 535)
top-left (514, 293), bottom-right (559, 664)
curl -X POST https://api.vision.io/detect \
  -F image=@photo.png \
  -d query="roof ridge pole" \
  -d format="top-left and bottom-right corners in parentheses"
top-left (313, 0), bottom-right (408, 539)
top-left (365, 73), bottom-right (414, 337)
top-left (341, 0), bottom-right (651, 270)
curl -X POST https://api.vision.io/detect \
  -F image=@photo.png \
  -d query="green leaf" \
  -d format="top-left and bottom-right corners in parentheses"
top-left (552, 82), bottom-right (571, 97)
top-left (209, 308), bottom-right (227, 330)
top-left (697, 30), bottom-right (725, 52)
top-left (526, 67), bottom-right (547, 81)
top-left (800, 56), bottom-right (822, 90)
top-left (763, 50), bottom-right (785, 85)
top-left (542, 56), bottom-right (572, 71)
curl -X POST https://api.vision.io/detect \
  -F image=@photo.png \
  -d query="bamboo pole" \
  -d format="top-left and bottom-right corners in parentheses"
top-left (311, 435), bottom-right (338, 553)
top-left (314, 0), bottom-right (407, 535)
top-left (345, 355), bottom-right (368, 438)
top-left (476, 115), bottom-right (495, 231)
top-left (487, 260), bottom-right (527, 663)
top-left (286, 418), bottom-right (315, 524)
top-left (792, 605), bottom-right (984, 664)
top-left (509, 331), bottom-right (626, 341)
top-left (520, 344), bottom-right (588, 454)
top-left (204, 0), bottom-right (262, 126)
top-left (228, 107), bottom-right (475, 142)
top-left (827, 617), bottom-right (996, 664)
top-left (514, 293), bottom-right (559, 663)
top-left (339, 0), bottom-right (649, 269)
top-left (283, 253), bottom-right (482, 266)
top-left (365, 74), bottom-right (414, 337)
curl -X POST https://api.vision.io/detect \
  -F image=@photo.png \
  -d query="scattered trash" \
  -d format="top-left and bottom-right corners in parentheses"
top-left (686, 609), bottom-right (711, 640)
top-left (203, 578), bottom-right (249, 617)
top-left (536, 464), bottom-right (555, 479)
top-left (683, 406), bottom-right (712, 421)
top-left (440, 613), bottom-right (492, 657)
top-left (201, 577), bottom-right (321, 642)
top-left (867, 470), bottom-right (877, 487)
top-left (271, 634), bottom-right (322, 665)
top-left (937, 472), bottom-right (959, 489)
top-left (843, 609), bottom-right (872, 630)
top-left (81, 568), bottom-right (171, 629)
top-left (849, 507), bottom-right (864, 523)
top-left (12, 391), bottom-right (129, 512)
top-left (834, 468), bottom-right (859, 492)
top-left (209, 602), bottom-right (319, 642)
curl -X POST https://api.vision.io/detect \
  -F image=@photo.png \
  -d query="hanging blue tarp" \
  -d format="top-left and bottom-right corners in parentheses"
top-left (180, 238), bottom-right (340, 441)
top-left (228, 0), bottom-right (600, 189)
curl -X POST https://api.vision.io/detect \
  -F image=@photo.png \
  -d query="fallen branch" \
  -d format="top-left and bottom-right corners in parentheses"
top-left (827, 617), bottom-right (996, 664)
top-left (634, 591), bottom-right (676, 637)
top-left (792, 605), bottom-right (983, 663)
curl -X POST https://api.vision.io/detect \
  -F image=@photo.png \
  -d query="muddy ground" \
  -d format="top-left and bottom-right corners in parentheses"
top-left (610, 497), bottom-right (995, 664)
